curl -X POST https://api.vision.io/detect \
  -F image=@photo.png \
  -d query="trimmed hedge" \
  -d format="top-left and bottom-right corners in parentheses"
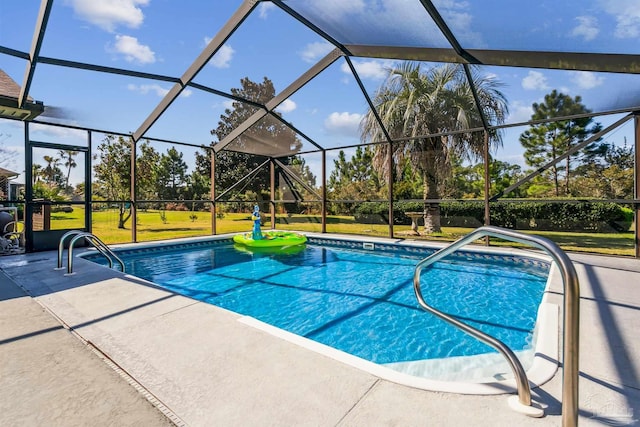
top-left (354, 201), bottom-right (632, 232)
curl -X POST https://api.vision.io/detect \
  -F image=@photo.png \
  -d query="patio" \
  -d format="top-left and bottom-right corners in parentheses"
top-left (1, 1), bottom-right (640, 426)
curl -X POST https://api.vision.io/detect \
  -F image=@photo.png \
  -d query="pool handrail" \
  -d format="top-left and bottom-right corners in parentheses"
top-left (413, 225), bottom-right (579, 426)
top-left (57, 230), bottom-right (125, 275)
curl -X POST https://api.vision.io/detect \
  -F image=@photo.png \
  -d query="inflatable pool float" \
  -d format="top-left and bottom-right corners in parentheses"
top-left (233, 206), bottom-right (306, 250)
top-left (233, 240), bottom-right (306, 256)
top-left (233, 230), bottom-right (307, 248)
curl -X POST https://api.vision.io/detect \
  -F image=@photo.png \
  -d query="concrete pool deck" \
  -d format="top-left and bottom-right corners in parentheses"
top-left (1, 239), bottom-right (639, 426)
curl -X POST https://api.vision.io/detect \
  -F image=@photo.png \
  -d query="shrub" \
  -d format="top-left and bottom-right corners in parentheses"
top-left (354, 200), bottom-right (631, 232)
top-left (165, 202), bottom-right (188, 211)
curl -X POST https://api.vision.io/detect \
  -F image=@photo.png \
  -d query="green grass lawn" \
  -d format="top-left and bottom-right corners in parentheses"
top-left (47, 207), bottom-right (635, 256)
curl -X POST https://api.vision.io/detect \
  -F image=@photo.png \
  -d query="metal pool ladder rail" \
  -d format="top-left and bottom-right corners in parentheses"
top-left (56, 230), bottom-right (125, 275)
top-left (413, 226), bottom-right (579, 426)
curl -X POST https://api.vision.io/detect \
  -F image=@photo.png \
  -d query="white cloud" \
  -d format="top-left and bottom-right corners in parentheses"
top-left (67, 0), bottom-right (149, 32)
top-left (31, 122), bottom-right (86, 140)
top-left (112, 35), bottom-right (155, 64)
top-left (571, 16), bottom-right (599, 41)
top-left (599, 0), bottom-right (640, 38)
top-left (128, 83), bottom-right (168, 96)
top-left (615, 15), bottom-right (640, 38)
top-left (300, 42), bottom-right (334, 63)
top-left (258, 3), bottom-right (276, 19)
top-left (209, 44), bottom-right (234, 68)
top-left (521, 71), bottom-right (549, 90)
top-left (275, 99), bottom-right (297, 113)
top-left (340, 59), bottom-right (392, 81)
top-left (127, 83), bottom-right (192, 97)
top-left (430, 0), bottom-right (484, 47)
top-left (569, 71), bottom-right (604, 89)
top-left (222, 100), bottom-right (234, 110)
top-left (506, 100), bottom-right (534, 123)
top-left (300, 0), bottom-right (365, 17)
top-left (324, 112), bottom-right (363, 137)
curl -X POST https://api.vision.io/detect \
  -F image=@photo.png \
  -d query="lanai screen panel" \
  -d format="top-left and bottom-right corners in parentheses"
top-left (193, 3), bottom-right (324, 97)
top-left (223, 114), bottom-right (314, 158)
top-left (29, 64), bottom-right (174, 133)
top-left (280, 0), bottom-right (449, 48)
top-left (473, 65), bottom-right (640, 127)
top-left (38, 1), bottom-right (246, 77)
top-left (144, 88), bottom-right (242, 147)
top-left (449, 0), bottom-right (639, 54)
top-left (273, 58), bottom-right (381, 151)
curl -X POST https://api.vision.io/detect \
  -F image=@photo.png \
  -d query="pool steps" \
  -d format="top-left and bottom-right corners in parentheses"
top-left (56, 230), bottom-right (125, 275)
top-left (413, 226), bottom-right (579, 425)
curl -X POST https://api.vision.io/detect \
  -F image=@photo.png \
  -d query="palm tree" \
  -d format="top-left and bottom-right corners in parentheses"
top-left (58, 149), bottom-right (78, 191)
top-left (42, 155), bottom-right (61, 186)
top-left (31, 163), bottom-right (43, 184)
top-left (361, 63), bottom-right (508, 233)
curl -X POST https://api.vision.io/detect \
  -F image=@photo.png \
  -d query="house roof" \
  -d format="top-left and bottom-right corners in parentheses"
top-left (0, 167), bottom-right (20, 178)
top-left (0, 69), bottom-right (23, 99)
top-left (0, 68), bottom-right (43, 121)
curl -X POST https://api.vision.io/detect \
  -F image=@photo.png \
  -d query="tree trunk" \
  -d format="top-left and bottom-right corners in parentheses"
top-left (565, 154), bottom-right (571, 196)
top-left (422, 159), bottom-right (441, 234)
top-left (118, 203), bottom-right (132, 229)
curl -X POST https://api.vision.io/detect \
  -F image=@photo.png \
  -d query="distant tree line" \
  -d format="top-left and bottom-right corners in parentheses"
top-left (75, 69), bottom-right (635, 233)
top-left (330, 71), bottom-right (633, 234)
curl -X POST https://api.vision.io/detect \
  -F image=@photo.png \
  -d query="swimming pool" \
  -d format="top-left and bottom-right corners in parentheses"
top-left (83, 235), bottom-right (554, 385)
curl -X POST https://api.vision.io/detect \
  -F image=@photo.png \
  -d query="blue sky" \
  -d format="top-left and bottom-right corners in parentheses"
top-left (1, 0), bottom-right (639, 186)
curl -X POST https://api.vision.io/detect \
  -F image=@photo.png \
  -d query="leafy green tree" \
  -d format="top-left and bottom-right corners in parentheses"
top-left (277, 156), bottom-right (317, 214)
top-left (32, 181), bottom-right (64, 201)
top-left (519, 90), bottom-right (602, 196)
top-left (573, 140), bottom-right (633, 199)
top-left (328, 146), bottom-right (382, 213)
top-left (157, 147), bottom-right (188, 200)
top-left (287, 156), bottom-right (316, 189)
top-left (136, 141), bottom-right (160, 201)
top-left (446, 159), bottom-right (525, 199)
top-left (361, 63), bottom-right (508, 233)
top-left (196, 77), bottom-right (303, 200)
top-left (184, 171), bottom-right (210, 211)
top-left (392, 157), bottom-right (423, 200)
top-left (93, 135), bottom-right (132, 228)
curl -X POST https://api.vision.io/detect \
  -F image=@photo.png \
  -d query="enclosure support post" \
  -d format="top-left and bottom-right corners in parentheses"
top-left (130, 137), bottom-right (137, 243)
top-left (388, 141), bottom-right (394, 238)
top-left (270, 158), bottom-right (276, 229)
top-left (85, 130), bottom-right (92, 234)
top-left (321, 150), bottom-right (327, 233)
top-left (483, 131), bottom-right (491, 246)
top-left (634, 113), bottom-right (640, 259)
top-left (211, 151), bottom-right (216, 235)
top-left (24, 122), bottom-right (33, 252)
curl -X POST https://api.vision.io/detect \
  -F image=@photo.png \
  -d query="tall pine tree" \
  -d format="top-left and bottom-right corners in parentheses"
top-left (519, 90), bottom-right (602, 197)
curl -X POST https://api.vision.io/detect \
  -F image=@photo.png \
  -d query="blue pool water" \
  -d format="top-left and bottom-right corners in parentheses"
top-left (86, 239), bottom-right (549, 366)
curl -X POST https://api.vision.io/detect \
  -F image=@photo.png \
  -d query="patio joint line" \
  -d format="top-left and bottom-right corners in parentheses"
top-left (158, 300), bottom-right (201, 318)
top-left (84, 338), bottom-right (187, 427)
top-left (334, 379), bottom-right (381, 426)
top-left (24, 283), bottom-right (186, 426)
